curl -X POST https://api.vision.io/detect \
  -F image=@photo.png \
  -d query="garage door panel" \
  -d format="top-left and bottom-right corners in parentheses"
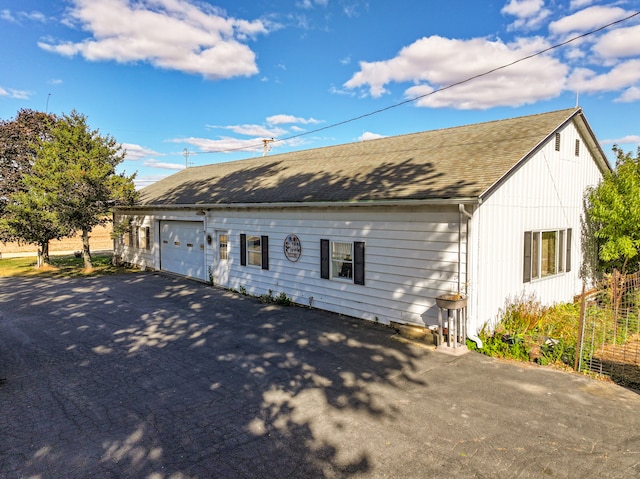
top-left (160, 221), bottom-right (205, 280)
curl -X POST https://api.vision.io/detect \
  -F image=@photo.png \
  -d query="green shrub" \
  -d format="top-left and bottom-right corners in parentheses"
top-left (499, 293), bottom-right (545, 335)
top-left (274, 292), bottom-right (293, 306)
top-left (477, 294), bottom-right (582, 367)
top-left (258, 290), bottom-right (293, 306)
top-left (259, 289), bottom-right (274, 303)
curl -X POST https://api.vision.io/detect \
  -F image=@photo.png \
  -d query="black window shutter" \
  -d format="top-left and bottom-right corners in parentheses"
top-left (523, 231), bottom-right (532, 283)
top-left (320, 239), bottom-right (329, 279)
top-left (261, 235), bottom-right (269, 270)
top-left (566, 228), bottom-right (572, 272)
top-left (354, 241), bottom-right (365, 285)
top-left (240, 234), bottom-right (247, 266)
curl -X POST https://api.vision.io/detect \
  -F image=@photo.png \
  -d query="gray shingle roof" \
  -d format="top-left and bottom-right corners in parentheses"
top-left (137, 108), bottom-right (601, 206)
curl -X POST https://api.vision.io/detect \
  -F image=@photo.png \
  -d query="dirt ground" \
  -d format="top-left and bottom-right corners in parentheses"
top-left (593, 333), bottom-right (640, 389)
top-left (0, 223), bottom-right (113, 255)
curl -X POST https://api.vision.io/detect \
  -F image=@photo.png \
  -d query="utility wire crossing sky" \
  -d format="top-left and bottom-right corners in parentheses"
top-left (1, 0), bottom-right (639, 188)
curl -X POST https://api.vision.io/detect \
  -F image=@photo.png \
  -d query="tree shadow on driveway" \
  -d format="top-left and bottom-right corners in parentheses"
top-left (0, 273), bottom-right (431, 478)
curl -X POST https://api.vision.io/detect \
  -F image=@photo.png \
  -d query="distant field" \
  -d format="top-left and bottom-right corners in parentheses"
top-left (0, 223), bottom-right (113, 256)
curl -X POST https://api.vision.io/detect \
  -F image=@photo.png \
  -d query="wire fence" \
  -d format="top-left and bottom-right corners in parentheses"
top-left (578, 270), bottom-right (640, 390)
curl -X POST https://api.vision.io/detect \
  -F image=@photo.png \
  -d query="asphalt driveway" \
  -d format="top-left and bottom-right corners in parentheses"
top-left (1, 273), bottom-right (639, 478)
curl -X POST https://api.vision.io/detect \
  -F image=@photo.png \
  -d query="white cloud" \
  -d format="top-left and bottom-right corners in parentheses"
top-left (296, 0), bottom-right (329, 9)
top-left (1, 9), bottom-right (47, 23)
top-left (549, 6), bottom-right (629, 37)
top-left (343, 2), bottom-right (368, 18)
top-left (0, 9), bottom-right (14, 22)
top-left (344, 35), bottom-right (567, 109)
top-left (134, 174), bottom-right (172, 189)
top-left (593, 24), bottom-right (640, 60)
top-left (568, 59), bottom-right (640, 93)
top-left (329, 84), bottom-right (356, 96)
top-left (266, 114), bottom-right (322, 125)
top-left (570, 0), bottom-right (595, 9)
top-left (122, 143), bottom-right (162, 160)
top-left (359, 132), bottom-right (385, 141)
top-left (38, 0), bottom-right (272, 80)
top-left (550, 8), bottom-right (640, 101)
top-left (600, 135), bottom-right (640, 145)
top-left (501, 0), bottom-right (551, 31)
top-left (0, 86), bottom-right (32, 99)
top-left (143, 159), bottom-right (185, 170)
top-left (170, 136), bottom-right (265, 154)
top-left (199, 115), bottom-right (325, 150)
top-left (208, 124), bottom-right (288, 137)
top-left (23, 11), bottom-right (47, 22)
top-left (502, 0), bottom-right (544, 18)
top-left (614, 86), bottom-right (640, 103)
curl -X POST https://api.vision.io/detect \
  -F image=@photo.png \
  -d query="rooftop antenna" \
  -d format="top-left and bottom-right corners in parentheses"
top-left (262, 138), bottom-right (274, 156)
top-left (575, 92), bottom-right (579, 108)
top-left (45, 93), bottom-right (51, 113)
top-left (183, 148), bottom-right (190, 168)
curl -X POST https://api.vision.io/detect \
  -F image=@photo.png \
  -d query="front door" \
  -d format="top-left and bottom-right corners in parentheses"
top-left (213, 231), bottom-right (230, 287)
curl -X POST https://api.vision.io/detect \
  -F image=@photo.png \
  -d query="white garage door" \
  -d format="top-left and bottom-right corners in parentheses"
top-left (159, 221), bottom-right (205, 280)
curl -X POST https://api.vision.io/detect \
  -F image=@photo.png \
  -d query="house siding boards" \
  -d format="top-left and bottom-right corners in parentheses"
top-left (471, 120), bottom-right (606, 330)
top-left (115, 108), bottom-right (608, 334)
top-left (116, 214), bottom-right (155, 271)
top-left (210, 206), bottom-right (463, 326)
top-left (115, 205), bottom-right (465, 327)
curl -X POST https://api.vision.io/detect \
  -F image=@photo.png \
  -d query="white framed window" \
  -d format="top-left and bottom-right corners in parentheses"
top-left (218, 233), bottom-right (228, 260)
top-left (247, 235), bottom-right (262, 267)
top-left (331, 241), bottom-right (353, 280)
top-left (239, 234), bottom-right (269, 270)
top-left (524, 229), bottom-right (571, 282)
top-left (320, 239), bottom-right (365, 285)
top-left (138, 226), bottom-right (150, 250)
top-left (124, 222), bottom-right (140, 248)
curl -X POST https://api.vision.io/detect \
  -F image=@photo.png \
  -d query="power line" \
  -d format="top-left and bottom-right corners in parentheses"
top-left (190, 10), bottom-right (640, 158)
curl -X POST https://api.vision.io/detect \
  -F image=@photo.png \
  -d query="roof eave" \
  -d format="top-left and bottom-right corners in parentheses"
top-left (116, 197), bottom-right (481, 212)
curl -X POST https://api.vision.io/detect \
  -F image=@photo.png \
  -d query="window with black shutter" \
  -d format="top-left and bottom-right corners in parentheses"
top-left (261, 235), bottom-right (269, 270)
top-left (523, 231), bottom-right (532, 283)
top-left (320, 239), bottom-right (364, 285)
top-left (240, 234), bottom-right (269, 269)
top-left (320, 239), bottom-right (329, 279)
top-left (240, 234), bottom-right (247, 266)
top-left (354, 241), bottom-right (365, 285)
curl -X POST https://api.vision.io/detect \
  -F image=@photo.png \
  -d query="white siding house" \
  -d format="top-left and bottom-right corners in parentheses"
top-left (114, 108), bottom-right (609, 336)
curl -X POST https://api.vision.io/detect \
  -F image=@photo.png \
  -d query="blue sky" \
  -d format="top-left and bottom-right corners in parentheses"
top-left (1, 0), bottom-right (639, 188)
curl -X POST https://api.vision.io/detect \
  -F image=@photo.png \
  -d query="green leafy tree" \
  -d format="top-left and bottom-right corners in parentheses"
top-left (585, 145), bottom-right (640, 274)
top-left (0, 188), bottom-right (71, 265)
top-left (27, 110), bottom-right (137, 269)
top-left (0, 109), bottom-right (57, 237)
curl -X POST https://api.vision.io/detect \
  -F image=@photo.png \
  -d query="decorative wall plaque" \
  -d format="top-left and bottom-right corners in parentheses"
top-left (283, 234), bottom-right (302, 262)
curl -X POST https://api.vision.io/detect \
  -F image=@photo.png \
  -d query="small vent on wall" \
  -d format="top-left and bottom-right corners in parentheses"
top-left (555, 132), bottom-right (561, 151)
